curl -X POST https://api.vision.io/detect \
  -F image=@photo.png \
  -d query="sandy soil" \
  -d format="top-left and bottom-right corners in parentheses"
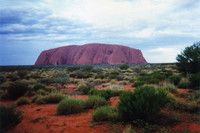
top-left (1, 86), bottom-right (199, 133)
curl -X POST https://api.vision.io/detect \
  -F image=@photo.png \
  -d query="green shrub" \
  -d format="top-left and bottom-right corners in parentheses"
top-left (107, 85), bottom-right (123, 90)
top-left (109, 71), bottom-right (119, 79)
top-left (95, 73), bottom-right (105, 79)
top-left (92, 106), bottom-right (118, 122)
top-left (7, 74), bottom-right (19, 81)
top-left (17, 71), bottom-right (27, 79)
top-left (40, 77), bottom-right (69, 84)
top-left (44, 86), bottom-right (56, 92)
top-left (81, 64), bottom-right (93, 72)
top-left (168, 101), bottom-right (200, 113)
top-left (189, 73), bottom-right (200, 89)
top-left (132, 81), bottom-right (145, 87)
top-left (85, 96), bottom-right (107, 109)
top-left (67, 65), bottom-right (81, 72)
top-left (32, 94), bottom-right (42, 103)
top-left (57, 98), bottom-right (85, 115)
top-left (120, 64), bottom-right (129, 70)
top-left (89, 88), bottom-right (121, 100)
top-left (163, 83), bottom-right (178, 93)
top-left (7, 82), bottom-right (29, 100)
top-left (194, 90), bottom-right (200, 99)
top-left (0, 76), bottom-right (6, 84)
top-left (74, 71), bottom-right (92, 78)
top-left (33, 84), bottom-right (46, 91)
top-left (36, 89), bottom-right (48, 95)
top-left (118, 85), bottom-right (170, 121)
top-left (168, 75), bottom-right (181, 86)
top-left (35, 92), bottom-right (66, 104)
top-left (77, 83), bottom-right (92, 94)
top-left (52, 70), bottom-right (68, 78)
top-left (123, 125), bottom-right (136, 133)
top-left (178, 78), bottom-right (191, 89)
top-left (15, 97), bottom-right (30, 106)
top-left (0, 105), bottom-right (22, 131)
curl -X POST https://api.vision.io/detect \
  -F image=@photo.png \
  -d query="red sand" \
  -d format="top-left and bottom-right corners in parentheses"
top-left (4, 103), bottom-right (112, 133)
top-left (1, 87), bottom-right (199, 133)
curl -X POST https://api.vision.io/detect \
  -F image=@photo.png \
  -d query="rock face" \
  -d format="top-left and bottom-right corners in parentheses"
top-left (35, 43), bottom-right (147, 65)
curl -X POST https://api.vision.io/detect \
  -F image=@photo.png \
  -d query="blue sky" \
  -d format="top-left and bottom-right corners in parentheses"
top-left (0, 0), bottom-right (200, 65)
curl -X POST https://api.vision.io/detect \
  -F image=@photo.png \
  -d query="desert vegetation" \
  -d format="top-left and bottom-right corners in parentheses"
top-left (0, 43), bottom-right (200, 133)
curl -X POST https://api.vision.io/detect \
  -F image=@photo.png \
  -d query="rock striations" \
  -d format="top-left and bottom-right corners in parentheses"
top-left (35, 43), bottom-right (147, 65)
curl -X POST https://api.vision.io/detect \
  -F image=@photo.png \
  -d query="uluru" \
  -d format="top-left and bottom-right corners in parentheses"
top-left (35, 43), bottom-right (147, 65)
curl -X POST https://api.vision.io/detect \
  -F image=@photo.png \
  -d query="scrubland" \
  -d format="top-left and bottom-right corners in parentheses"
top-left (0, 63), bottom-right (199, 133)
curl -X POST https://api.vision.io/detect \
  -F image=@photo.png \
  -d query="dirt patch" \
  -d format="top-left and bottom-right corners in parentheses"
top-left (69, 95), bottom-right (88, 100)
top-left (4, 103), bottom-right (113, 133)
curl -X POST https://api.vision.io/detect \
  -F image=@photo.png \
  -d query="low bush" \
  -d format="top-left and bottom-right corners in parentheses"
top-left (168, 75), bottom-right (181, 86)
top-left (7, 82), bottom-right (29, 100)
top-left (36, 89), bottom-right (48, 95)
top-left (15, 97), bottom-right (30, 106)
top-left (168, 101), bottom-right (200, 113)
top-left (92, 106), bottom-right (118, 122)
top-left (0, 105), bottom-right (22, 131)
top-left (67, 65), bottom-right (81, 72)
top-left (33, 84), bottom-right (46, 91)
top-left (17, 71), bottom-right (27, 79)
top-left (163, 83), bottom-right (178, 93)
top-left (122, 125), bottom-right (136, 133)
top-left (178, 78), bottom-right (191, 89)
top-left (118, 85), bottom-right (170, 121)
top-left (32, 94), bottom-right (42, 103)
top-left (120, 64), bottom-right (129, 70)
top-left (77, 83), bottom-right (92, 94)
top-left (81, 64), bottom-right (93, 72)
top-left (109, 71), bottom-right (119, 79)
top-left (189, 73), bottom-right (200, 89)
top-left (57, 98), bottom-right (85, 115)
top-left (85, 96), bottom-right (107, 109)
top-left (89, 88), bottom-right (121, 100)
top-left (44, 86), bottom-right (56, 92)
top-left (7, 74), bottom-right (19, 81)
top-left (35, 92), bottom-right (66, 104)
top-left (0, 75), bottom-right (6, 84)
top-left (73, 71), bottom-right (92, 78)
top-left (95, 73), bottom-right (105, 79)
top-left (107, 85), bottom-right (123, 90)
top-left (40, 77), bottom-right (69, 84)
top-left (132, 81), bottom-right (145, 87)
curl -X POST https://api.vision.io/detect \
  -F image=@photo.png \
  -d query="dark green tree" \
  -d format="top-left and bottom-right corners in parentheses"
top-left (176, 42), bottom-right (200, 74)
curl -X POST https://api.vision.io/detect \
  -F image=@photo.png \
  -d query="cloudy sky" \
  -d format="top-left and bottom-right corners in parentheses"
top-left (0, 0), bottom-right (199, 65)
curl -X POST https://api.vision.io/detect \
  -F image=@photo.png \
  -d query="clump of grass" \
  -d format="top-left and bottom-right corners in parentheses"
top-left (168, 75), bottom-right (181, 86)
top-left (36, 89), bottom-right (48, 95)
top-left (132, 81), bottom-right (145, 87)
top-left (123, 125), bottom-right (136, 133)
top-left (167, 100), bottom-right (200, 113)
top-left (77, 82), bottom-right (92, 94)
top-left (89, 88), bottom-right (122, 100)
top-left (57, 98), bottom-right (85, 115)
top-left (107, 85), bottom-right (123, 90)
top-left (34, 92), bottom-right (66, 104)
top-left (85, 96), bottom-right (107, 109)
top-left (92, 106), bottom-right (118, 122)
top-left (0, 105), bottom-right (22, 131)
top-left (7, 82), bottom-right (29, 100)
top-left (178, 77), bottom-right (191, 89)
top-left (15, 97), bottom-right (30, 106)
top-left (162, 82), bottom-right (178, 93)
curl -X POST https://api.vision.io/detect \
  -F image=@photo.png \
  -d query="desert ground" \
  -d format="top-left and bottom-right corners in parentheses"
top-left (0, 64), bottom-right (199, 133)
